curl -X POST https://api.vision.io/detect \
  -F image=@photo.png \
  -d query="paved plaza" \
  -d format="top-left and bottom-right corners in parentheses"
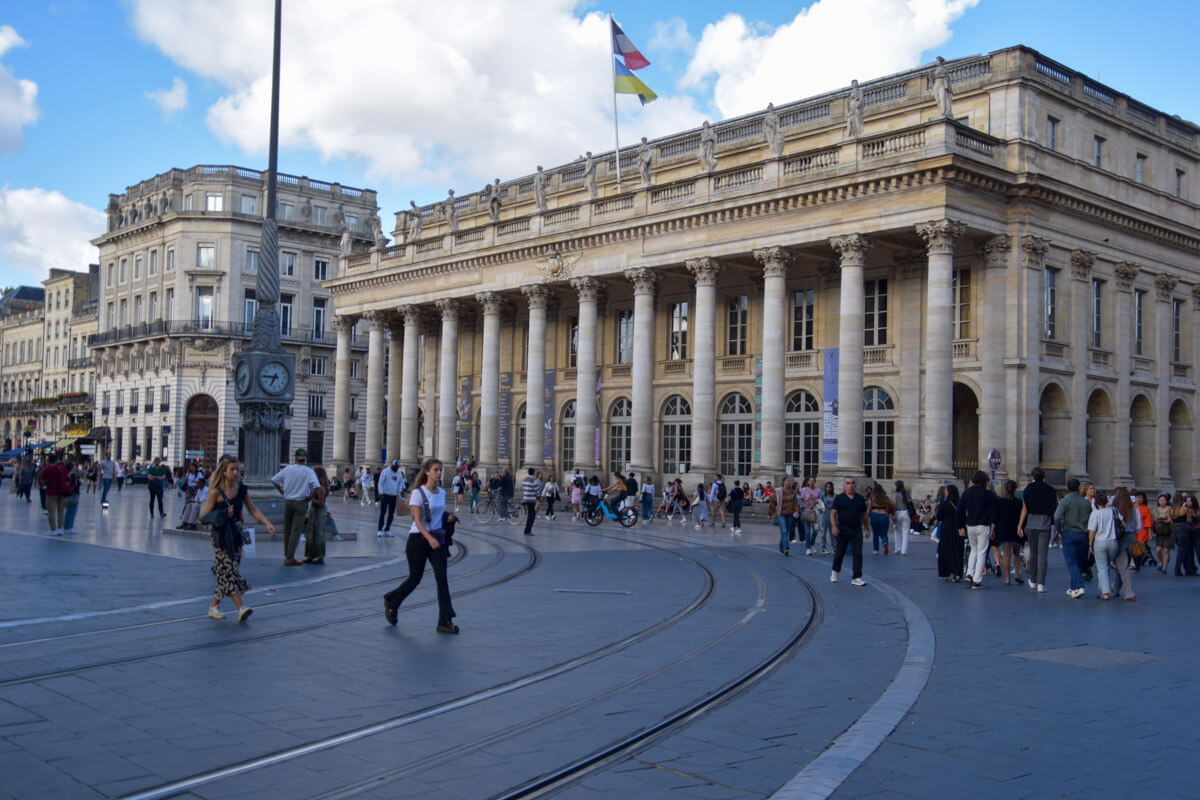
top-left (0, 485), bottom-right (1196, 800)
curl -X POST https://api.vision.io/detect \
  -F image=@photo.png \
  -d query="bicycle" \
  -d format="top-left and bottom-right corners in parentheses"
top-left (584, 495), bottom-right (638, 528)
top-left (480, 494), bottom-right (522, 525)
top-left (656, 496), bottom-right (690, 523)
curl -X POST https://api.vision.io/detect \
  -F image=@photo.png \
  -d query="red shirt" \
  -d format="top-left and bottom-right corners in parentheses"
top-left (41, 464), bottom-right (72, 496)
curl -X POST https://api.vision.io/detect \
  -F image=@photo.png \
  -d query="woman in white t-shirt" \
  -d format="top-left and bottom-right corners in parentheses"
top-left (640, 477), bottom-right (656, 523)
top-left (358, 467), bottom-right (372, 506)
top-left (451, 473), bottom-right (464, 511)
top-left (540, 477), bottom-right (559, 520)
top-left (1088, 493), bottom-right (1127, 601)
top-left (382, 458), bottom-right (459, 634)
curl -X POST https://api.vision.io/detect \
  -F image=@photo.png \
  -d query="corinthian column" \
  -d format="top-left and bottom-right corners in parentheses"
top-left (386, 317), bottom-right (403, 462)
top-left (625, 268), bottom-right (658, 473)
top-left (475, 292), bottom-right (503, 474)
top-left (522, 285), bottom-right (550, 469)
top-left (916, 219), bottom-right (966, 479)
top-left (686, 257), bottom-right (721, 477)
top-left (1112, 262), bottom-right (1140, 487)
top-left (436, 299), bottom-right (460, 473)
top-left (363, 310), bottom-right (388, 467)
top-left (571, 278), bottom-right (601, 472)
top-left (399, 305), bottom-right (423, 467)
top-left (829, 235), bottom-right (870, 477)
top-left (332, 315), bottom-right (355, 469)
top-left (980, 235), bottom-right (1012, 480)
top-left (754, 246), bottom-right (789, 478)
top-left (1069, 250), bottom-right (1095, 482)
top-left (1155, 274), bottom-right (1179, 490)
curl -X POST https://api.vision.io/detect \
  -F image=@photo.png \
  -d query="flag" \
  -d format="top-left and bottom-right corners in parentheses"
top-left (614, 60), bottom-right (657, 105)
top-left (611, 19), bottom-right (651, 70)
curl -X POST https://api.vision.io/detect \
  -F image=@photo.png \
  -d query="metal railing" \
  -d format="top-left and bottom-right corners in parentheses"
top-left (88, 319), bottom-right (340, 348)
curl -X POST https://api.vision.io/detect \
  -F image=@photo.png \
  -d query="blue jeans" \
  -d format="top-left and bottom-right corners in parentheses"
top-left (64, 498), bottom-right (79, 531)
top-left (101, 478), bottom-right (112, 504)
top-left (776, 515), bottom-right (794, 551)
top-left (1093, 537), bottom-right (1119, 596)
top-left (1061, 530), bottom-right (1089, 590)
top-left (803, 519), bottom-right (817, 549)
top-left (870, 512), bottom-right (890, 552)
top-left (642, 495), bottom-right (653, 520)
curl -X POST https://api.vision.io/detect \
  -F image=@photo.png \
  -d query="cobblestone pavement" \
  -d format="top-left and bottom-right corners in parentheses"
top-left (0, 486), bottom-right (1195, 799)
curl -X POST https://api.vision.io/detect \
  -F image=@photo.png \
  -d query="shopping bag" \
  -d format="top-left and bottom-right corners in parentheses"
top-left (242, 527), bottom-right (256, 558)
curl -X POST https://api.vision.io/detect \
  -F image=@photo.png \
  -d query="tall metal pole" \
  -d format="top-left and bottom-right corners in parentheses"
top-left (610, 14), bottom-right (622, 194)
top-left (265, 0), bottom-right (281, 223)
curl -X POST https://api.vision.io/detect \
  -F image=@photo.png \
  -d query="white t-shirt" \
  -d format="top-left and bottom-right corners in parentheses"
top-left (585, 483), bottom-right (602, 498)
top-left (542, 480), bottom-right (558, 498)
top-left (642, 481), bottom-right (655, 498)
top-left (1088, 507), bottom-right (1119, 543)
top-left (408, 485), bottom-right (447, 534)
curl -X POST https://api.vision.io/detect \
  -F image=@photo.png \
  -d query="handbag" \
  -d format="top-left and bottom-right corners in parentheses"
top-left (801, 506), bottom-right (817, 523)
top-left (1131, 540), bottom-right (1146, 558)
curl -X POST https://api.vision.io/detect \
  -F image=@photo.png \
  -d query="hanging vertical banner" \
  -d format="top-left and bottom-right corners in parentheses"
top-left (594, 368), bottom-right (603, 462)
top-left (822, 349), bottom-right (839, 463)
top-left (544, 369), bottom-right (555, 462)
top-left (498, 372), bottom-right (511, 460)
top-left (457, 375), bottom-right (472, 459)
top-left (753, 355), bottom-right (763, 464)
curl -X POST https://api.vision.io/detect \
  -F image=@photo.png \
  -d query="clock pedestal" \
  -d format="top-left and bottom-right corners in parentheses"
top-left (233, 345), bottom-right (295, 490)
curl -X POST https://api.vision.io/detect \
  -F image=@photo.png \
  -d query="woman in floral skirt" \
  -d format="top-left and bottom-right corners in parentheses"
top-left (201, 455), bottom-right (275, 622)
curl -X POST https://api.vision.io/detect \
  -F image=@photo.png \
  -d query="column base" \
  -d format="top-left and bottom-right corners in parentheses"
top-left (754, 463), bottom-right (786, 485)
top-left (1111, 473), bottom-right (1134, 490)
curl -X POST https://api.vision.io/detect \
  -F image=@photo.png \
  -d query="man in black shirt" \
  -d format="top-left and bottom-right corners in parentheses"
top-left (830, 477), bottom-right (870, 585)
top-left (1017, 466), bottom-right (1058, 592)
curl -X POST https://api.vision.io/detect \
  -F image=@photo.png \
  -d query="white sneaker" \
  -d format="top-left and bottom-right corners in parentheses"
top-left (377, 530), bottom-right (384, 538)
top-left (830, 571), bottom-right (838, 583)
top-left (1037, 584), bottom-right (1046, 593)
top-left (694, 524), bottom-right (701, 529)
top-left (207, 606), bottom-right (226, 620)
top-left (1028, 579), bottom-right (1037, 591)
top-left (806, 548), bottom-right (813, 555)
top-left (851, 577), bottom-right (867, 587)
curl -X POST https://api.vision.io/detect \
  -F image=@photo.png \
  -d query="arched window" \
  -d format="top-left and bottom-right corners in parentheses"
top-left (516, 404), bottom-right (527, 466)
top-left (718, 393), bottom-right (754, 476)
top-left (560, 400), bottom-right (576, 470)
top-left (785, 390), bottom-right (820, 481)
top-left (661, 395), bottom-right (692, 475)
top-left (608, 398), bottom-right (632, 475)
top-left (863, 386), bottom-right (895, 481)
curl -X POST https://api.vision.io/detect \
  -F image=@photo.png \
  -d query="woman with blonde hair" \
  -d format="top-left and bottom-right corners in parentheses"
top-left (868, 484), bottom-right (894, 555)
top-left (201, 455), bottom-right (275, 622)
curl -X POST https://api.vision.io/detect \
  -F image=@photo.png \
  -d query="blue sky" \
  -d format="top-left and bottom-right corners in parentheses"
top-left (0, 0), bottom-right (1197, 287)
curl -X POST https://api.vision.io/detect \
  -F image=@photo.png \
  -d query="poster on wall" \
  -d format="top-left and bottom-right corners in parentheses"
top-left (821, 348), bottom-right (839, 464)
top-left (457, 375), bottom-right (472, 459)
top-left (753, 355), bottom-right (763, 464)
top-left (595, 369), bottom-right (602, 462)
top-left (543, 369), bottom-right (555, 462)
top-left (498, 372), bottom-right (511, 460)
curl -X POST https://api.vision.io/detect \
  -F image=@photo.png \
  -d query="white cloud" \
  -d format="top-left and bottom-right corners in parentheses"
top-left (0, 26), bottom-right (40, 152)
top-left (127, 1), bottom-right (703, 197)
top-left (0, 188), bottom-right (103, 284)
top-left (651, 18), bottom-right (693, 52)
top-left (146, 76), bottom-right (188, 117)
top-left (681, 0), bottom-right (979, 118)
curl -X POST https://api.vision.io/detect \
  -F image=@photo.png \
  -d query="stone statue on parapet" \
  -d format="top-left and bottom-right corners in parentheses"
top-left (699, 121), bottom-right (717, 172)
top-left (159, 190), bottom-right (170, 216)
top-left (533, 166), bottom-right (547, 211)
top-left (406, 201), bottom-right (422, 241)
top-left (370, 213), bottom-right (387, 249)
top-left (486, 179), bottom-right (502, 221)
top-left (933, 56), bottom-right (953, 118)
top-left (300, 197), bottom-right (312, 221)
top-left (442, 189), bottom-right (459, 233)
top-left (107, 197), bottom-right (121, 231)
top-left (637, 137), bottom-right (653, 186)
top-left (846, 80), bottom-right (864, 138)
top-left (763, 103), bottom-right (784, 158)
top-left (338, 216), bottom-right (353, 256)
top-left (584, 152), bottom-right (598, 199)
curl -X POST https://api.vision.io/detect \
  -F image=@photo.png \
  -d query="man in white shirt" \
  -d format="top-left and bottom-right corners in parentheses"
top-left (272, 448), bottom-right (319, 566)
top-left (377, 460), bottom-right (405, 537)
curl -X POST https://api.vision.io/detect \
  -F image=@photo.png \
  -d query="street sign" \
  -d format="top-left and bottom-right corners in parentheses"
top-left (987, 448), bottom-right (1002, 470)
top-left (79, 444), bottom-right (96, 456)
top-left (185, 449), bottom-right (204, 460)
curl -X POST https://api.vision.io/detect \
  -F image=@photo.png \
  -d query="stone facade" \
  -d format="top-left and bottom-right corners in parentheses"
top-left (327, 46), bottom-right (1200, 495)
top-left (89, 165), bottom-right (378, 472)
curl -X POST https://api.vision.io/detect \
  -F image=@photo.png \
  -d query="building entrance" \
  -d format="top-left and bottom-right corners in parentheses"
top-left (184, 394), bottom-right (219, 474)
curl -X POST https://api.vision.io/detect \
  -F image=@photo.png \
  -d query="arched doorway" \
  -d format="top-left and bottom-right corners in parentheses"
top-left (718, 392), bottom-right (753, 477)
top-left (559, 400), bottom-right (576, 473)
top-left (784, 389), bottom-right (820, 482)
top-left (1169, 399), bottom-right (1192, 490)
top-left (863, 386), bottom-right (895, 482)
top-left (1038, 384), bottom-right (1069, 484)
top-left (660, 395), bottom-right (691, 477)
top-left (952, 382), bottom-right (980, 484)
top-left (1086, 389), bottom-right (1115, 488)
top-left (184, 394), bottom-right (219, 474)
top-left (1129, 394), bottom-right (1155, 489)
top-left (515, 404), bottom-right (526, 469)
top-left (608, 397), bottom-right (632, 477)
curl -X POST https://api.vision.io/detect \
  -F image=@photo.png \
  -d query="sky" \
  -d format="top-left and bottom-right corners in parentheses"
top-left (1, 0), bottom-right (1198, 288)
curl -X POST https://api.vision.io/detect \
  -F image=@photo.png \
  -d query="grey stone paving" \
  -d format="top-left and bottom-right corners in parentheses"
top-left (0, 488), bottom-right (1196, 799)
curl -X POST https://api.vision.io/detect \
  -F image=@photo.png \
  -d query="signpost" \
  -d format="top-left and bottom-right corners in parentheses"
top-left (987, 448), bottom-right (1002, 486)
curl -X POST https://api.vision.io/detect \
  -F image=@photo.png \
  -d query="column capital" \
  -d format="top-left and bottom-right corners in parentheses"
top-left (332, 314), bottom-right (357, 333)
top-left (434, 298), bottom-right (461, 320)
top-left (624, 267), bottom-right (659, 295)
top-left (1020, 235), bottom-right (1050, 269)
top-left (817, 261), bottom-right (841, 287)
top-left (915, 219), bottom-right (967, 254)
top-left (474, 291), bottom-right (505, 315)
top-left (1114, 262), bottom-right (1140, 292)
top-left (363, 309), bottom-right (389, 331)
top-left (752, 246), bottom-right (791, 278)
top-left (1069, 249), bottom-right (1096, 281)
top-left (829, 234), bottom-right (872, 265)
top-left (981, 234), bottom-right (1013, 269)
top-left (398, 304), bottom-right (424, 328)
top-left (1155, 273), bottom-right (1178, 302)
top-left (685, 257), bottom-right (722, 286)
top-left (1191, 284), bottom-right (1200, 310)
top-left (521, 283), bottom-right (552, 309)
top-left (569, 276), bottom-right (603, 303)
top-left (893, 250), bottom-right (926, 280)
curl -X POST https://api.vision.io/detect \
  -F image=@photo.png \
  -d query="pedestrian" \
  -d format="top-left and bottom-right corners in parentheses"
top-left (640, 474), bottom-right (656, 523)
top-left (376, 460), bottom-right (405, 538)
top-left (1108, 487), bottom-right (1138, 600)
top-left (892, 480), bottom-right (913, 555)
top-left (85, 461), bottom-right (98, 493)
top-left (115, 461), bottom-right (125, 491)
top-left (452, 471), bottom-right (464, 511)
top-left (1088, 492), bottom-right (1123, 601)
top-left (1017, 467), bottom-right (1057, 593)
top-left (40, 454), bottom-right (71, 536)
top-left (304, 467), bottom-right (330, 565)
top-left (147, 457), bottom-right (170, 519)
top-left (499, 469), bottom-right (515, 516)
top-left (202, 455), bottom-right (274, 622)
top-left (958, 471), bottom-right (998, 589)
top-left (570, 478), bottom-right (583, 520)
top-left (541, 474), bottom-right (560, 519)
top-left (521, 468), bottom-right (540, 535)
top-left (993, 480), bottom-right (1025, 585)
top-left (371, 466), bottom-right (382, 504)
top-left (1170, 494), bottom-right (1194, 576)
top-left (729, 480), bottom-right (745, 535)
top-left (692, 482), bottom-right (711, 528)
top-left (1152, 493), bottom-right (1173, 574)
top-left (1131, 491), bottom-right (1153, 572)
top-left (817, 480), bottom-right (836, 553)
top-left (342, 467), bottom-right (353, 502)
top-left (868, 484), bottom-right (895, 555)
top-left (270, 449), bottom-right (319, 566)
top-left (799, 476), bottom-right (821, 554)
top-left (1053, 478), bottom-right (1093, 598)
top-left (382, 457), bottom-right (459, 634)
top-left (710, 474), bottom-right (727, 528)
top-left (936, 485), bottom-right (963, 581)
top-left (180, 481), bottom-right (205, 529)
top-left (584, 474), bottom-right (602, 515)
top-left (830, 477), bottom-right (869, 586)
top-left (767, 477), bottom-right (797, 554)
top-left (16, 459), bottom-right (35, 503)
top-left (358, 467), bottom-right (372, 506)
top-left (62, 459), bottom-right (83, 536)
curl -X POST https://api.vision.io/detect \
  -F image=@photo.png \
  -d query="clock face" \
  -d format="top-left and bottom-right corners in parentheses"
top-left (258, 361), bottom-right (290, 395)
top-left (235, 362), bottom-right (251, 394)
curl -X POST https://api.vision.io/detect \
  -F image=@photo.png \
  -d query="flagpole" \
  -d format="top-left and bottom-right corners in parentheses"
top-left (609, 14), bottom-right (622, 194)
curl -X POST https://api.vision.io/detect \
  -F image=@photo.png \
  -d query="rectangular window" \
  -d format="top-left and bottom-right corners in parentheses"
top-left (792, 289), bottom-right (814, 351)
top-left (1136, 154), bottom-right (1147, 184)
top-left (616, 309), bottom-right (634, 364)
top-left (197, 286), bottom-right (214, 328)
top-left (349, 395), bottom-right (358, 417)
top-left (953, 269), bottom-right (972, 339)
top-left (243, 289), bottom-right (257, 332)
top-left (349, 359), bottom-right (359, 379)
top-left (130, 389), bottom-right (139, 413)
top-left (345, 214), bottom-right (358, 231)
top-left (314, 259), bottom-right (328, 281)
top-left (312, 298), bottom-right (326, 340)
top-left (282, 252), bottom-right (296, 276)
top-left (205, 193), bottom-right (223, 211)
top-left (1046, 116), bottom-right (1059, 150)
top-left (308, 393), bottom-right (325, 417)
top-left (161, 388), bottom-right (170, 412)
top-left (1091, 278), bottom-right (1104, 348)
top-left (106, 302), bottom-right (114, 330)
top-left (240, 195), bottom-right (257, 214)
top-left (726, 295), bottom-right (747, 356)
top-left (864, 279), bottom-right (888, 346)
top-left (1044, 268), bottom-right (1058, 338)
top-left (119, 258), bottom-right (127, 283)
top-left (166, 248), bottom-right (175, 271)
top-left (183, 194), bottom-right (193, 211)
top-left (567, 316), bottom-right (578, 368)
top-left (102, 391), bottom-right (110, 414)
top-left (1173, 298), bottom-right (1184, 363)
top-left (668, 302), bottom-right (689, 360)
top-left (1134, 290), bottom-right (1146, 356)
top-left (1093, 136), bottom-right (1104, 168)
top-left (197, 245), bottom-right (215, 268)
top-left (280, 201), bottom-right (294, 220)
top-left (106, 263), bottom-right (114, 287)
top-left (134, 256), bottom-right (142, 280)
top-left (118, 299), bottom-right (127, 327)
top-left (661, 420), bottom-right (691, 475)
top-left (247, 249), bottom-right (259, 272)
top-left (1177, 169), bottom-right (1187, 200)
top-left (133, 295), bottom-right (143, 325)
top-left (280, 294), bottom-right (293, 336)
top-left (312, 206), bottom-right (327, 225)
top-left (149, 250), bottom-right (158, 275)
top-left (310, 356), bottom-right (327, 376)
top-left (149, 291), bottom-right (158, 322)
top-left (165, 288), bottom-right (174, 322)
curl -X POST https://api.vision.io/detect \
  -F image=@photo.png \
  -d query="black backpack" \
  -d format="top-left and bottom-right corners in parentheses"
top-left (716, 482), bottom-right (727, 501)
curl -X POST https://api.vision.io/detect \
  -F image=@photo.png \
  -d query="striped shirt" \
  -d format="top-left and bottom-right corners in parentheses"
top-left (521, 476), bottom-right (541, 502)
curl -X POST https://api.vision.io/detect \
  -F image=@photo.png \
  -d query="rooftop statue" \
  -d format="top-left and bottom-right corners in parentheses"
top-left (846, 80), bottom-right (864, 138)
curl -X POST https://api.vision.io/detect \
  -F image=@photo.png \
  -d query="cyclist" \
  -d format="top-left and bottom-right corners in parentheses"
top-left (605, 471), bottom-right (629, 510)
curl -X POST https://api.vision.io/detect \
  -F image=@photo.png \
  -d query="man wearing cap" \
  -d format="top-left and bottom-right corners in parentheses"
top-left (272, 449), bottom-right (320, 566)
top-left (377, 460), bottom-right (405, 538)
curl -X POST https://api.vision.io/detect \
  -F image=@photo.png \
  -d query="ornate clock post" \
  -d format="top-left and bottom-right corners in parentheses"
top-left (232, 0), bottom-right (294, 484)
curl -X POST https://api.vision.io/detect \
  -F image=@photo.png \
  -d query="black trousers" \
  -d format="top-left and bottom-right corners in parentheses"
top-left (524, 501), bottom-right (537, 533)
top-left (384, 533), bottom-right (455, 624)
top-left (832, 530), bottom-right (865, 579)
top-left (377, 494), bottom-right (397, 531)
top-left (1176, 527), bottom-right (1198, 576)
top-left (148, 483), bottom-right (165, 515)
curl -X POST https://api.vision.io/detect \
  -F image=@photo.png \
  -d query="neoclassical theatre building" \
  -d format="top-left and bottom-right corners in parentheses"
top-left (327, 46), bottom-right (1200, 495)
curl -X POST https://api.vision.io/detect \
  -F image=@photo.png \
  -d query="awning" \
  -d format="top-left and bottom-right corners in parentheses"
top-left (79, 427), bottom-right (109, 442)
top-left (0, 448), bottom-right (21, 459)
top-left (31, 441), bottom-right (53, 450)
top-left (54, 437), bottom-right (78, 449)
